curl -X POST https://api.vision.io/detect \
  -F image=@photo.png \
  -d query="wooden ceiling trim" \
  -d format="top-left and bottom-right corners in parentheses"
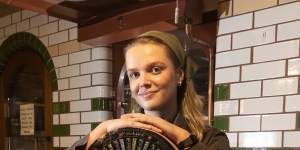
top-left (78, 0), bottom-right (185, 45)
top-left (81, 21), bottom-right (177, 46)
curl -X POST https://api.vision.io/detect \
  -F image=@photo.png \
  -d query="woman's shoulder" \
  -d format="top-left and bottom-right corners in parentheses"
top-left (202, 125), bottom-right (230, 146)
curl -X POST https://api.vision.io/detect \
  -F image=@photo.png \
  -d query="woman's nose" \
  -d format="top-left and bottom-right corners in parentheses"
top-left (139, 73), bottom-right (151, 87)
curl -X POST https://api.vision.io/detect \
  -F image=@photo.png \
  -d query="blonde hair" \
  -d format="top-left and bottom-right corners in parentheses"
top-left (125, 36), bottom-right (205, 140)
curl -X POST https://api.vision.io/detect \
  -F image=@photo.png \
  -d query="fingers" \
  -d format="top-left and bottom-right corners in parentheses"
top-left (106, 119), bottom-right (162, 133)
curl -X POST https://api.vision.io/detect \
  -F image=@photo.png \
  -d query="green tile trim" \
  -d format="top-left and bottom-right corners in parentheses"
top-left (213, 116), bottom-right (229, 132)
top-left (297, 113), bottom-right (300, 129)
top-left (214, 84), bottom-right (229, 101)
top-left (53, 102), bottom-right (70, 114)
top-left (53, 125), bottom-right (70, 136)
top-left (91, 122), bottom-right (101, 130)
top-left (0, 32), bottom-right (58, 91)
top-left (92, 97), bottom-right (113, 111)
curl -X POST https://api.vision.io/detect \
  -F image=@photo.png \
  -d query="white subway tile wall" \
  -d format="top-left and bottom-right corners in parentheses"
top-left (230, 81), bottom-right (261, 99)
top-left (215, 66), bottom-right (240, 84)
top-left (70, 100), bottom-right (91, 112)
top-left (60, 136), bottom-right (80, 148)
top-left (285, 95), bottom-right (300, 112)
top-left (261, 113), bottom-right (296, 130)
top-left (216, 35), bottom-right (231, 52)
top-left (214, 100), bottom-right (239, 116)
top-left (241, 60), bottom-right (285, 81)
top-left (239, 132), bottom-right (282, 147)
top-left (216, 0), bottom-right (300, 148)
top-left (253, 40), bottom-right (299, 63)
top-left (0, 11), bottom-right (110, 149)
top-left (240, 96), bottom-right (283, 114)
top-left (60, 113), bottom-right (81, 124)
top-left (229, 115), bottom-right (261, 131)
top-left (284, 131), bottom-right (300, 147)
top-left (218, 13), bottom-right (253, 35)
top-left (81, 111), bottom-right (113, 123)
top-left (216, 48), bottom-right (250, 68)
top-left (70, 124), bottom-right (91, 135)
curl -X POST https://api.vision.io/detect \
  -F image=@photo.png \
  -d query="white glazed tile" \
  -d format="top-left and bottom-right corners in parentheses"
top-left (57, 78), bottom-right (69, 90)
top-left (253, 40), bottom-right (299, 63)
top-left (60, 136), bottom-right (80, 148)
top-left (60, 89), bottom-right (80, 102)
top-left (214, 100), bottom-right (238, 116)
top-left (39, 21), bottom-right (58, 36)
top-left (263, 77), bottom-right (298, 96)
top-left (230, 81), bottom-right (261, 99)
top-left (81, 111), bottom-right (113, 123)
top-left (21, 10), bottom-right (38, 20)
top-left (53, 114), bottom-right (59, 125)
top-left (225, 132), bottom-right (237, 147)
top-left (230, 115), bottom-right (260, 131)
top-left (278, 19), bottom-right (300, 41)
top-left (49, 30), bottom-right (69, 46)
top-left (262, 113), bottom-right (296, 130)
top-left (80, 60), bottom-right (112, 74)
top-left (0, 15), bottom-right (11, 28)
top-left (81, 86), bottom-right (112, 99)
top-left (69, 49), bottom-right (91, 64)
top-left (70, 100), bottom-right (91, 112)
top-left (5, 24), bottom-right (16, 37)
top-left (92, 47), bottom-right (112, 60)
top-left (30, 14), bottom-right (48, 28)
top-left (52, 91), bottom-right (59, 102)
top-left (232, 26), bottom-right (275, 49)
top-left (69, 27), bottom-right (78, 40)
top-left (53, 136), bottom-right (59, 147)
top-left (60, 113), bottom-right (80, 124)
top-left (215, 67), bottom-right (240, 84)
top-left (16, 20), bottom-right (30, 32)
top-left (216, 48), bottom-right (250, 68)
top-left (92, 73), bottom-right (112, 86)
top-left (70, 75), bottom-right (91, 88)
top-left (216, 35), bottom-right (231, 52)
top-left (284, 131), bottom-right (300, 147)
top-left (70, 124), bottom-right (91, 135)
top-left (241, 60), bottom-right (285, 81)
top-left (240, 96), bottom-right (283, 114)
top-left (286, 95), bottom-right (300, 112)
top-left (288, 58), bottom-right (300, 76)
top-left (52, 54), bottom-right (68, 68)
top-left (59, 65), bottom-right (80, 78)
top-left (239, 132), bottom-right (282, 147)
top-left (12, 12), bottom-right (21, 23)
top-left (218, 13), bottom-right (252, 35)
top-left (59, 19), bottom-right (77, 31)
top-left (255, 1), bottom-right (300, 27)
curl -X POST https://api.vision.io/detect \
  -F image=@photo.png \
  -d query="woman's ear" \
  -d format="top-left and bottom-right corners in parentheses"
top-left (176, 68), bottom-right (184, 85)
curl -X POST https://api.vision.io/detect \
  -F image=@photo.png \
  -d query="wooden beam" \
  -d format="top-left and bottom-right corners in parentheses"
top-left (78, 0), bottom-right (185, 45)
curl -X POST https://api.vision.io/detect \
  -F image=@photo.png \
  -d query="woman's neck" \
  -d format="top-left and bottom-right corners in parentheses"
top-left (144, 103), bottom-right (178, 122)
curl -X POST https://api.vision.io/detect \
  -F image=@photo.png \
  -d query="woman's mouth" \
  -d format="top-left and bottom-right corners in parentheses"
top-left (138, 90), bottom-right (157, 99)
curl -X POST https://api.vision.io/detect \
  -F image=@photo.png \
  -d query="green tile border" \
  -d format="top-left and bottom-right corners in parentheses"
top-left (0, 32), bottom-right (58, 91)
top-left (53, 125), bottom-right (70, 136)
top-left (213, 116), bottom-right (229, 132)
top-left (92, 97), bottom-right (113, 111)
top-left (214, 84), bottom-right (229, 101)
top-left (91, 122), bottom-right (101, 130)
top-left (297, 113), bottom-right (300, 129)
top-left (53, 102), bottom-right (70, 114)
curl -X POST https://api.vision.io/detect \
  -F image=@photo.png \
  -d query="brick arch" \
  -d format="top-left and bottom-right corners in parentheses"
top-left (0, 32), bottom-right (58, 91)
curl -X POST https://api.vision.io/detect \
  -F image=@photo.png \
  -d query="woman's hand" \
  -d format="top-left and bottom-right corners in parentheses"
top-left (121, 113), bottom-right (190, 144)
top-left (86, 118), bottom-right (162, 150)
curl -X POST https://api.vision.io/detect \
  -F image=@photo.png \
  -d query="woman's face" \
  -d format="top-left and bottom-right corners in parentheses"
top-left (125, 43), bottom-right (181, 111)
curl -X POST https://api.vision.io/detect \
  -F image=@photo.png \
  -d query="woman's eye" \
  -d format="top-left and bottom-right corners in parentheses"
top-left (152, 66), bottom-right (161, 74)
top-left (128, 72), bottom-right (140, 79)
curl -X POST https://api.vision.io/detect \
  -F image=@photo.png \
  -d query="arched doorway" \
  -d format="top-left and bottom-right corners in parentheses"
top-left (0, 50), bottom-right (52, 150)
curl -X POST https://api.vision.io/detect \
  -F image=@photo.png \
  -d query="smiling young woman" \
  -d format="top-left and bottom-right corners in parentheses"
top-left (68, 31), bottom-right (230, 150)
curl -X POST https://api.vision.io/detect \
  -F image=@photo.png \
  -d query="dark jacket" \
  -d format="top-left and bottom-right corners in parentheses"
top-left (67, 112), bottom-right (230, 150)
